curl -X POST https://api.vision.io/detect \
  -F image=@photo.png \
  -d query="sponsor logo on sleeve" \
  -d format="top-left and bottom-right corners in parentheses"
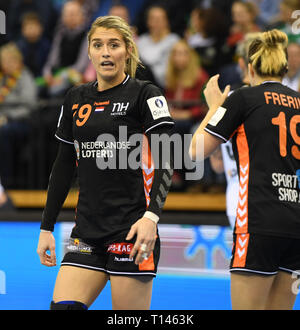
top-left (147, 96), bottom-right (170, 120)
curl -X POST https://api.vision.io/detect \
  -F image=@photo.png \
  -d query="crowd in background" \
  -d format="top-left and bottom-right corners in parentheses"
top-left (0, 0), bottom-right (299, 208)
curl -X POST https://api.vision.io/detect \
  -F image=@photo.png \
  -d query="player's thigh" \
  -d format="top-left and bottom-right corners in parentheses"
top-left (231, 272), bottom-right (275, 309)
top-left (266, 271), bottom-right (298, 310)
top-left (110, 275), bottom-right (153, 310)
top-left (53, 265), bottom-right (109, 307)
top-left (266, 237), bottom-right (300, 309)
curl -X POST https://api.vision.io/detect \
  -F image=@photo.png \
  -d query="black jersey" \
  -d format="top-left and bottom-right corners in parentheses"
top-left (55, 75), bottom-right (174, 244)
top-left (205, 82), bottom-right (300, 238)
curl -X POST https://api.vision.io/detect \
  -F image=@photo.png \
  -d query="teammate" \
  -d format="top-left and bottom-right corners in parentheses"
top-left (209, 33), bottom-right (261, 228)
top-left (190, 29), bottom-right (300, 309)
top-left (36, 16), bottom-right (174, 310)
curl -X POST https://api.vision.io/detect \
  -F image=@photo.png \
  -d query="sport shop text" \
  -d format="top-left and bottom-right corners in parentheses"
top-left (74, 126), bottom-right (204, 180)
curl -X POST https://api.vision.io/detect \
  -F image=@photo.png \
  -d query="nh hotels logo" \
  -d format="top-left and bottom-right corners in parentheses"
top-left (0, 10), bottom-right (5, 34)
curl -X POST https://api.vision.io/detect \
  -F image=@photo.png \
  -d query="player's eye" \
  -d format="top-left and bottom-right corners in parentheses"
top-left (92, 42), bottom-right (102, 49)
top-left (110, 43), bottom-right (120, 49)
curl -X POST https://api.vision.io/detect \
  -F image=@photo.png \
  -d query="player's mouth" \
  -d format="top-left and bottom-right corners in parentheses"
top-left (100, 61), bottom-right (114, 68)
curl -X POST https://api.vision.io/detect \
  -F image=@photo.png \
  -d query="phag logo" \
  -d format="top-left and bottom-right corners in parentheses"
top-left (0, 270), bottom-right (6, 294)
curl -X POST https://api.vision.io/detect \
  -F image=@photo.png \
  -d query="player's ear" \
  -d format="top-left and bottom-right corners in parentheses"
top-left (248, 63), bottom-right (254, 78)
top-left (126, 45), bottom-right (132, 61)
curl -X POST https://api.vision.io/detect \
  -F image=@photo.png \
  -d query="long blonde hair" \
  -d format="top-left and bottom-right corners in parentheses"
top-left (87, 16), bottom-right (141, 77)
top-left (248, 29), bottom-right (288, 77)
top-left (166, 39), bottom-right (201, 90)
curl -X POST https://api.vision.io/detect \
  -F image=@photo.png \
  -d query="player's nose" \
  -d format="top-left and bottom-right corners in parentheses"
top-left (101, 44), bottom-right (111, 58)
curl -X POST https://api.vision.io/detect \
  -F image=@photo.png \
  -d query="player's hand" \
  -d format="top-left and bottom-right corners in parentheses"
top-left (126, 217), bottom-right (157, 265)
top-left (204, 74), bottom-right (230, 110)
top-left (37, 231), bottom-right (57, 267)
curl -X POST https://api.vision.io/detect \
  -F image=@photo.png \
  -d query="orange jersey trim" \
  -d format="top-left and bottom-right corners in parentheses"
top-left (139, 252), bottom-right (155, 271)
top-left (235, 124), bottom-right (250, 234)
top-left (232, 233), bottom-right (250, 267)
top-left (142, 135), bottom-right (154, 207)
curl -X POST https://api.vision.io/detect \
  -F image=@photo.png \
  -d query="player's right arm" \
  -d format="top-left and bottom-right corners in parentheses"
top-left (37, 231), bottom-right (56, 267)
top-left (189, 75), bottom-right (230, 160)
top-left (37, 142), bottom-right (76, 266)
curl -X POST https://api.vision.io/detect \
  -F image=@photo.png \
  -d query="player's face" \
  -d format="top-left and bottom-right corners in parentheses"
top-left (89, 27), bottom-right (128, 85)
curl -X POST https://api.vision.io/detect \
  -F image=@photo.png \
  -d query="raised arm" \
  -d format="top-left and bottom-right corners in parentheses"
top-left (189, 75), bottom-right (230, 161)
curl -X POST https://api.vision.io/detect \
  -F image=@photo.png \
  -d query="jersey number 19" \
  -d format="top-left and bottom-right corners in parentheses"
top-left (272, 112), bottom-right (300, 160)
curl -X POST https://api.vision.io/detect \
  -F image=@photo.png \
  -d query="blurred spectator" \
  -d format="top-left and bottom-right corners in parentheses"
top-left (269, 0), bottom-right (300, 44)
top-left (218, 30), bottom-right (262, 90)
top-left (136, 5), bottom-right (180, 89)
top-left (6, 0), bottom-right (57, 41)
top-left (187, 7), bottom-right (232, 76)
top-left (165, 39), bottom-right (208, 130)
top-left (42, 0), bottom-right (89, 96)
top-left (227, 1), bottom-right (261, 49)
top-left (53, 0), bottom-right (100, 32)
top-left (92, 0), bottom-right (146, 27)
top-left (222, 1), bottom-right (261, 88)
top-left (134, 0), bottom-right (195, 37)
top-left (197, 0), bottom-right (235, 22)
top-left (70, 0), bottom-right (99, 26)
top-left (247, 0), bottom-right (282, 28)
top-left (185, 7), bottom-right (205, 49)
top-left (108, 4), bottom-right (138, 41)
top-left (109, 3), bottom-right (131, 24)
top-left (0, 43), bottom-right (37, 188)
top-left (16, 12), bottom-right (50, 78)
top-left (165, 39), bottom-right (209, 190)
top-left (282, 42), bottom-right (300, 92)
top-left (221, 31), bottom-right (262, 88)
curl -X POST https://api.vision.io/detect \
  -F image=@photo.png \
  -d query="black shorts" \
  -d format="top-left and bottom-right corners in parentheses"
top-left (230, 233), bottom-right (300, 276)
top-left (61, 233), bottom-right (160, 277)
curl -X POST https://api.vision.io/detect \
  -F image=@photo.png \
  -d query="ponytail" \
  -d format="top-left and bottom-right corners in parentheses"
top-left (248, 29), bottom-right (288, 77)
